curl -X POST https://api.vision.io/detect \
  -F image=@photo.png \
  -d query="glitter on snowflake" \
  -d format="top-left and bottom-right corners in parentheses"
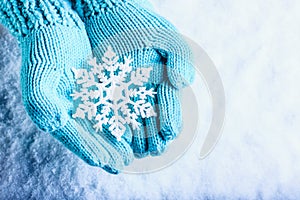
top-left (70, 46), bottom-right (157, 141)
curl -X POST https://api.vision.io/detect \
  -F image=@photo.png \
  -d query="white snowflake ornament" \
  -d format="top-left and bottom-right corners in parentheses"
top-left (70, 46), bottom-right (157, 141)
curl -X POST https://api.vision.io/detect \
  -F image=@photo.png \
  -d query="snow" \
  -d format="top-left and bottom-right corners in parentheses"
top-left (1, 0), bottom-right (300, 199)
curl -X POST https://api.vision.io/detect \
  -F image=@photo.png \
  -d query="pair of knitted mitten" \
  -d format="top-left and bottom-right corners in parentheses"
top-left (0, 0), bottom-right (133, 174)
top-left (73, 0), bottom-right (195, 157)
top-left (0, 0), bottom-right (194, 173)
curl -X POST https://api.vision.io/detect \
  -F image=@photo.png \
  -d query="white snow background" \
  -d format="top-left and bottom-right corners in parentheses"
top-left (1, 0), bottom-right (300, 199)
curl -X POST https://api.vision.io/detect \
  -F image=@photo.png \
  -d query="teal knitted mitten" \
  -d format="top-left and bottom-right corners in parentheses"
top-left (73, 0), bottom-right (195, 157)
top-left (0, 0), bottom-right (133, 173)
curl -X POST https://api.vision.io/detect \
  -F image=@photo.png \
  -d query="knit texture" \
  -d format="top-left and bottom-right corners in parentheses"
top-left (0, 0), bottom-right (133, 173)
top-left (0, 0), bottom-right (81, 38)
top-left (74, 0), bottom-right (194, 157)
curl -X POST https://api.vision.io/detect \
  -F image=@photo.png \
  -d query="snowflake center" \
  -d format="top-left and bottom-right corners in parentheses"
top-left (111, 84), bottom-right (124, 105)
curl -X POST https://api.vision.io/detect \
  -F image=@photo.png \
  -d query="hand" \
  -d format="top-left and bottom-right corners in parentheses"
top-left (0, 1), bottom-right (133, 173)
top-left (74, 0), bottom-right (195, 157)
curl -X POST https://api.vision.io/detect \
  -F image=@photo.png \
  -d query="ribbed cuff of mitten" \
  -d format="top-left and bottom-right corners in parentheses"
top-left (74, 0), bottom-right (139, 19)
top-left (0, 0), bottom-right (81, 38)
